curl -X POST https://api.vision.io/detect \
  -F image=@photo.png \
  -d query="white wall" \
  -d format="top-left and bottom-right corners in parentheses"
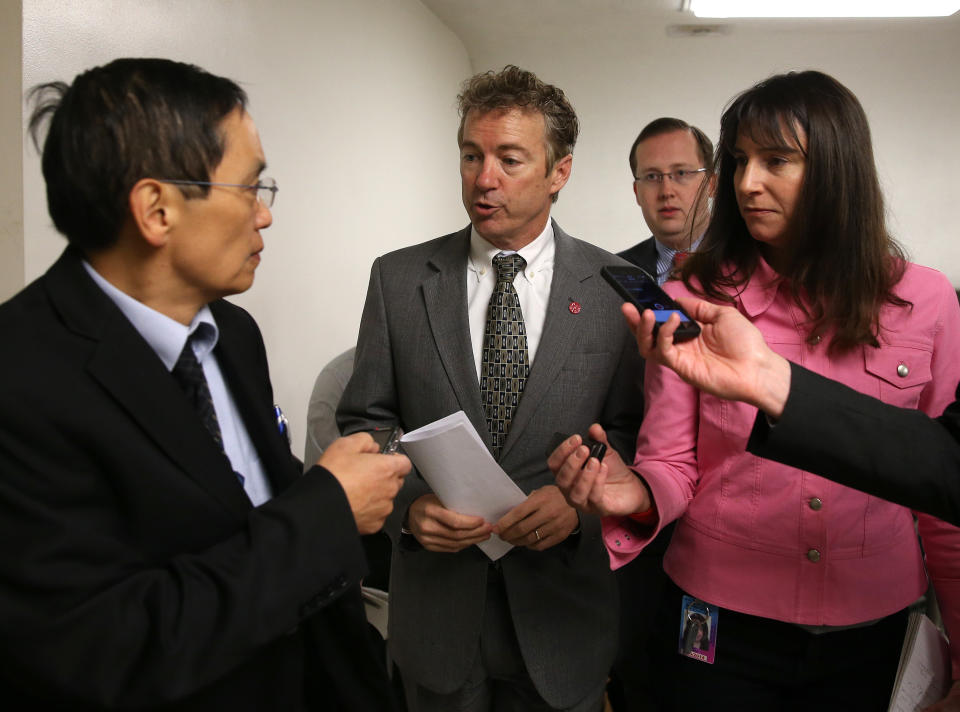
top-left (22, 0), bottom-right (471, 456)
top-left (1, 0), bottom-right (23, 303)
top-left (19, 3), bottom-right (960, 456)
top-left (465, 19), bottom-right (960, 286)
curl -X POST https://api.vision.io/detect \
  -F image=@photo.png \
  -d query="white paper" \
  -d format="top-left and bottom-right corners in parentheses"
top-left (888, 611), bottom-right (951, 712)
top-left (400, 411), bottom-right (527, 560)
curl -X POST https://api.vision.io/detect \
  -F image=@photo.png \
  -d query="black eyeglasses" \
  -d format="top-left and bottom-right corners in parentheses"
top-left (634, 168), bottom-right (708, 187)
top-left (158, 177), bottom-right (278, 208)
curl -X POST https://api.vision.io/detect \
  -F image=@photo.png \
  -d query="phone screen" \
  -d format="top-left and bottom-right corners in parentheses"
top-left (614, 271), bottom-right (691, 324)
top-left (601, 266), bottom-right (701, 342)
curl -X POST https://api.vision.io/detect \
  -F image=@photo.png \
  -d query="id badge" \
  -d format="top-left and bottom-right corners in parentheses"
top-left (678, 595), bottom-right (718, 664)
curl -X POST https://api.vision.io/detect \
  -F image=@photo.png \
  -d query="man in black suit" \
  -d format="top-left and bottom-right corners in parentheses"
top-left (618, 118), bottom-right (714, 283)
top-left (623, 296), bottom-right (960, 527)
top-left (0, 58), bottom-right (408, 710)
top-left (607, 118), bottom-right (715, 712)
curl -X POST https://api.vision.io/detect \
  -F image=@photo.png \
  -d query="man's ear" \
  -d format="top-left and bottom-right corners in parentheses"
top-left (706, 172), bottom-right (718, 199)
top-left (128, 179), bottom-right (176, 248)
top-left (549, 153), bottom-right (573, 195)
top-left (632, 180), bottom-right (641, 204)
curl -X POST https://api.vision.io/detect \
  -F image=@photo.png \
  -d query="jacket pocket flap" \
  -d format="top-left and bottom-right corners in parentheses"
top-left (864, 345), bottom-right (931, 389)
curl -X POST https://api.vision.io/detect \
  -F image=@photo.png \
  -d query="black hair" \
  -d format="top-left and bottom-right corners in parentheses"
top-left (28, 58), bottom-right (247, 252)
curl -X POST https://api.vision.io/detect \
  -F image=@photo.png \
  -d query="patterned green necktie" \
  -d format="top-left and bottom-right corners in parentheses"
top-left (480, 253), bottom-right (530, 457)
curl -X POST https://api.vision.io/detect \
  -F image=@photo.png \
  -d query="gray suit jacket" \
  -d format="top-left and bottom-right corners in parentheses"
top-left (338, 223), bottom-right (644, 707)
top-left (304, 347), bottom-right (356, 466)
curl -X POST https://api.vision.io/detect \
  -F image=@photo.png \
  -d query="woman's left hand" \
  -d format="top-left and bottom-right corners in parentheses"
top-left (548, 423), bottom-right (651, 517)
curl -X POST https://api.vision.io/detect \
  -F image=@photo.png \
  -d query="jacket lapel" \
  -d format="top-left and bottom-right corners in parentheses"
top-left (47, 249), bottom-right (252, 515)
top-left (498, 224), bottom-right (595, 460)
top-left (420, 228), bottom-right (491, 445)
top-left (639, 236), bottom-right (659, 277)
top-left (211, 301), bottom-right (300, 493)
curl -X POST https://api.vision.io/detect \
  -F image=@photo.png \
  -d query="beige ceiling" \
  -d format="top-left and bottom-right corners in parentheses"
top-left (420, 0), bottom-right (959, 65)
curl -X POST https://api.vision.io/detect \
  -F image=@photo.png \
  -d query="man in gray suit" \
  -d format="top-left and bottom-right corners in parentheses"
top-left (618, 118), bottom-right (714, 283)
top-left (338, 66), bottom-right (644, 712)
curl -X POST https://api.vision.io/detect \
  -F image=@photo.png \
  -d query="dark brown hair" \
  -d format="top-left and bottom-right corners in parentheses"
top-left (684, 70), bottom-right (909, 353)
top-left (628, 117), bottom-right (714, 178)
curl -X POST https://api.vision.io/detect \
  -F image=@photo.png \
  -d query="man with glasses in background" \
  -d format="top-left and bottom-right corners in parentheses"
top-left (608, 117), bottom-right (715, 712)
top-left (619, 118), bottom-right (715, 283)
top-left (0, 58), bottom-right (408, 710)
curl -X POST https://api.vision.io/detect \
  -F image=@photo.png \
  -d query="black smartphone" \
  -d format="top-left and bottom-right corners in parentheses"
top-left (371, 426), bottom-right (403, 454)
top-left (601, 265), bottom-right (701, 343)
top-left (546, 432), bottom-right (607, 466)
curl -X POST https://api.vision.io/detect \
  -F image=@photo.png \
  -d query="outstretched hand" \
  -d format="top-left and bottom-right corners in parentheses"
top-left (623, 298), bottom-right (792, 418)
top-left (547, 423), bottom-right (651, 517)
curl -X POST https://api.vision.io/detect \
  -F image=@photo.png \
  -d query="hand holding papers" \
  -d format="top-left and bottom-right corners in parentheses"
top-left (401, 412), bottom-right (527, 560)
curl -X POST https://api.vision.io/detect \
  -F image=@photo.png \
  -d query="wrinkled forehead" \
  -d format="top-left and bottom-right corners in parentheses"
top-left (458, 106), bottom-right (546, 144)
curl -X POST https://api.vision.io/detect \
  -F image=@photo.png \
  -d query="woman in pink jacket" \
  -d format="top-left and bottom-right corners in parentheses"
top-left (553, 71), bottom-right (960, 711)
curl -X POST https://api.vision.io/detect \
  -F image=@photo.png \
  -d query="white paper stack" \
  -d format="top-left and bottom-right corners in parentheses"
top-left (888, 610), bottom-right (951, 712)
top-left (400, 411), bottom-right (527, 560)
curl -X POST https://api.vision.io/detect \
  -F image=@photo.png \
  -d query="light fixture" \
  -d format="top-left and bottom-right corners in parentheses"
top-left (687, 0), bottom-right (960, 17)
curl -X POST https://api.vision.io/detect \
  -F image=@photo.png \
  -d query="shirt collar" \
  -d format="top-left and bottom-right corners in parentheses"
top-left (654, 234), bottom-right (703, 265)
top-left (82, 260), bottom-right (219, 370)
top-left (468, 219), bottom-right (555, 281)
top-left (735, 252), bottom-right (785, 318)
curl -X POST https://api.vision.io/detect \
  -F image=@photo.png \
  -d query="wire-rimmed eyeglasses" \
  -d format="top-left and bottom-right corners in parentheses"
top-left (634, 168), bottom-right (708, 187)
top-left (158, 177), bottom-right (278, 208)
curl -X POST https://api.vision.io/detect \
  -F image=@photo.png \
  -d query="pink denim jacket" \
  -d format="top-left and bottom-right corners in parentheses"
top-left (603, 258), bottom-right (960, 671)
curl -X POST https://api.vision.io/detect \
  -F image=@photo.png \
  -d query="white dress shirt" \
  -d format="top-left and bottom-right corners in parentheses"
top-left (466, 221), bottom-right (555, 380)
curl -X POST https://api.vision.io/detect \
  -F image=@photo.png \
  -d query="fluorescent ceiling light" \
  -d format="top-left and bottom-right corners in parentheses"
top-left (689, 1), bottom-right (960, 17)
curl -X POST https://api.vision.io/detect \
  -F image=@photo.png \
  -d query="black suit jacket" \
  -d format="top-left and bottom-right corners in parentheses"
top-left (748, 363), bottom-right (960, 526)
top-left (0, 248), bottom-right (394, 710)
top-left (617, 235), bottom-right (658, 278)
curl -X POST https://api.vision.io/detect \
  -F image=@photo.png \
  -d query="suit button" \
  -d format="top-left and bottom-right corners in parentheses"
top-left (807, 549), bottom-right (821, 563)
top-left (897, 363), bottom-right (909, 378)
top-left (809, 497), bottom-right (823, 511)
